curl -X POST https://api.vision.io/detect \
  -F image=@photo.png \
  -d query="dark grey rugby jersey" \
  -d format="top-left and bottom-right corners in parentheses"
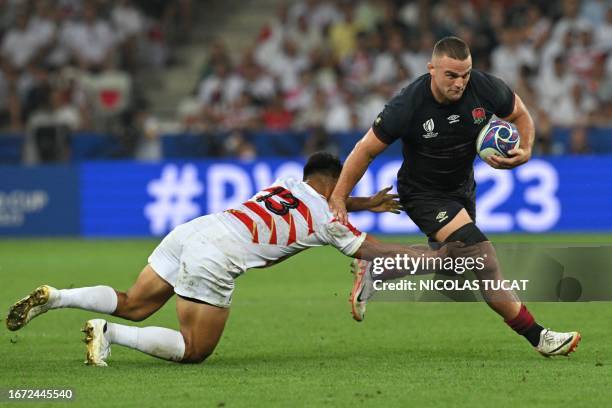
top-left (372, 70), bottom-right (515, 196)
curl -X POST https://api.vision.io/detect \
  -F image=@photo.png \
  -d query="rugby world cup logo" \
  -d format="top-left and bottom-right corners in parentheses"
top-left (422, 118), bottom-right (438, 138)
top-left (472, 107), bottom-right (486, 124)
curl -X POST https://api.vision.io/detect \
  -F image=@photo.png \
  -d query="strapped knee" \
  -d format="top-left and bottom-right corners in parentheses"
top-left (444, 223), bottom-right (488, 245)
top-left (443, 224), bottom-right (500, 278)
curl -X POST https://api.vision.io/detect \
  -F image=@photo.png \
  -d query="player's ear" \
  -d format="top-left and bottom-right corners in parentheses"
top-left (427, 61), bottom-right (434, 75)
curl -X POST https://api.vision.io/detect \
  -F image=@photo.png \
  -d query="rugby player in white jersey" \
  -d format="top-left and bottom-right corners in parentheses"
top-left (6, 152), bottom-right (445, 366)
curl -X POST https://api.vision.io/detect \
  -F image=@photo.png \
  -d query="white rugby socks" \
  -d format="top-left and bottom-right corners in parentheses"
top-left (48, 287), bottom-right (186, 362)
top-left (52, 286), bottom-right (118, 314)
top-left (105, 322), bottom-right (186, 362)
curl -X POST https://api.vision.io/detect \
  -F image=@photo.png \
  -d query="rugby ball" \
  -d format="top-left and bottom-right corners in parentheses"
top-left (476, 119), bottom-right (520, 160)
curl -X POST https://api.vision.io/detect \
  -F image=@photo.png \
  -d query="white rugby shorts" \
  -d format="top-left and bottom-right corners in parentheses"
top-left (148, 216), bottom-right (240, 308)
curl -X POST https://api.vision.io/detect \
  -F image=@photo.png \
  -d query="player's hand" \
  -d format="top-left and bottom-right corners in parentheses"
top-left (329, 195), bottom-right (349, 224)
top-left (486, 147), bottom-right (531, 170)
top-left (367, 186), bottom-right (401, 214)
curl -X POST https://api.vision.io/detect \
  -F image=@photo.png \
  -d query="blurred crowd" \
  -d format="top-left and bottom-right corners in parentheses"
top-left (2, 0), bottom-right (611, 161)
top-left (0, 0), bottom-right (192, 161)
top-left (181, 0), bottom-right (612, 155)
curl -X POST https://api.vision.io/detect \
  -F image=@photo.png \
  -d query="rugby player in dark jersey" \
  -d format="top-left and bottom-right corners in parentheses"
top-left (329, 36), bottom-right (580, 357)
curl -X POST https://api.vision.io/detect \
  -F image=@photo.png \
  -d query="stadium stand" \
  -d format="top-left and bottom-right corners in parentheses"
top-left (0, 0), bottom-right (611, 162)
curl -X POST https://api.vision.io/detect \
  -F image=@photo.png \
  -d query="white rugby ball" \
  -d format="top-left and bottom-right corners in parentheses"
top-left (476, 120), bottom-right (520, 160)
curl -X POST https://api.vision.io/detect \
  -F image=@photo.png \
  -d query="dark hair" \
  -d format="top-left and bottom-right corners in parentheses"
top-left (303, 152), bottom-right (343, 180)
top-left (433, 36), bottom-right (471, 60)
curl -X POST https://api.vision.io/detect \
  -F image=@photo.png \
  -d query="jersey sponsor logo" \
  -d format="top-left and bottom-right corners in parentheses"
top-left (436, 211), bottom-right (448, 223)
top-left (472, 107), bottom-right (486, 124)
top-left (422, 118), bottom-right (438, 138)
top-left (447, 114), bottom-right (460, 124)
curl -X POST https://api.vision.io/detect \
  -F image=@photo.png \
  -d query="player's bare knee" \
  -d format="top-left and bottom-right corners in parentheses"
top-left (181, 350), bottom-right (212, 364)
top-left (443, 223), bottom-right (501, 278)
top-left (471, 241), bottom-right (501, 280)
top-left (446, 240), bottom-right (500, 279)
top-left (180, 336), bottom-right (214, 364)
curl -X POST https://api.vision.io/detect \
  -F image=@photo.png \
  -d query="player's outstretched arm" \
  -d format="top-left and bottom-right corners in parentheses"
top-left (345, 186), bottom-right (401, 214)
top-left (352, 234), bottom-right (443, 263)
top-left (488, 93), bottom-right (535, 170)
top-left (329, 128), bottom-right (388, 223)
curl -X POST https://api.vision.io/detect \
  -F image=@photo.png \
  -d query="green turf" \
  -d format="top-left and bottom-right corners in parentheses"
top-left (1, 236), bottom-right (611, 407)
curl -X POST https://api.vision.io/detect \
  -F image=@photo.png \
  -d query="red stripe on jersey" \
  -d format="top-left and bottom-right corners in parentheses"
top-left (331, 218), bottom-right (362, 237)
top-left (345, 221), bottom-right (362, 237)
top-left (243, 201), bottom-right (277, 245)
top-left (295, 201), bottom-right (314, 235)
top-left (286, 213), bottom-right (296, 245)
top-left (273, 206), bottom-right (297, 245)
top-left (269, 219), bottom-right (277, 245)
top-left (228, 209), bottom-right (259, 243)
top-left (266, 186), bottom-right (314, 235)
top-left (262, 186), bottom-right (297, 245)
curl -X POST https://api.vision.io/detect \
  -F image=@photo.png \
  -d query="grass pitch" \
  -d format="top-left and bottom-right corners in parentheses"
top-left (1, 235), bottom-right (611, 407)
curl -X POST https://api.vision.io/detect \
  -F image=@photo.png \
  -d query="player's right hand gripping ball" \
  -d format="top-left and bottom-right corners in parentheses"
top-left (476, 119), bottom-right (520, 161)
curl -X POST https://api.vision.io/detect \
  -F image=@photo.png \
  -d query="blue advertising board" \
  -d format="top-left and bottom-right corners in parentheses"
top-left (0, 165), bottom-right (80, 236)
top-left (1, 157), bottom-right (611, 236)
top-left (80, 156), bottom-right (612, 237)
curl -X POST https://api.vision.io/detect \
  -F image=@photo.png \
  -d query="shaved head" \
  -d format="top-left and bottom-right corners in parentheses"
top-left (428, 37), bottom-right (472, 104)
top-left (432, 36), bottom-right (471, 60)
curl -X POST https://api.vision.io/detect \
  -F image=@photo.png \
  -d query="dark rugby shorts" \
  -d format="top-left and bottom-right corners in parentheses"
top-left (401, 193), bottom-right (476, 237)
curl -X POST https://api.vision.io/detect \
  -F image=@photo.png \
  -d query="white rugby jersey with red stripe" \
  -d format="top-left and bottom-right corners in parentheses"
top-left (209, 177), bottom-right (367, 272)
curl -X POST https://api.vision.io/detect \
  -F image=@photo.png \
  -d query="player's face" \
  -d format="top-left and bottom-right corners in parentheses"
top-left (428, 55), bottom-right (472, 103)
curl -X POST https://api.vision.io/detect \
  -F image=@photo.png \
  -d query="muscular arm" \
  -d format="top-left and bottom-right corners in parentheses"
top-left (488, 93), bottom-right (535, 169)
top-left (329, 129), bottom-right (389, 223)
top-left (345, 186), bottom-right (400, 214)
top-left (504, 93), bottom-right (535, 154)
top-left (353, 234), bottom-right (439, 262)
top-left (345, 197), bottom-right (374, 212)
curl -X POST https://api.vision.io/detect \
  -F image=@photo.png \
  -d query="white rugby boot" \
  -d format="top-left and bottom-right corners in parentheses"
top-left (349, 259), bottom-right (375, 322)
top-left (6, 285), bottom-right (58, 331)
top-left (82, 319), bottom-right (111, 367)
top-left (536, 329), bottom-right (581, 357)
